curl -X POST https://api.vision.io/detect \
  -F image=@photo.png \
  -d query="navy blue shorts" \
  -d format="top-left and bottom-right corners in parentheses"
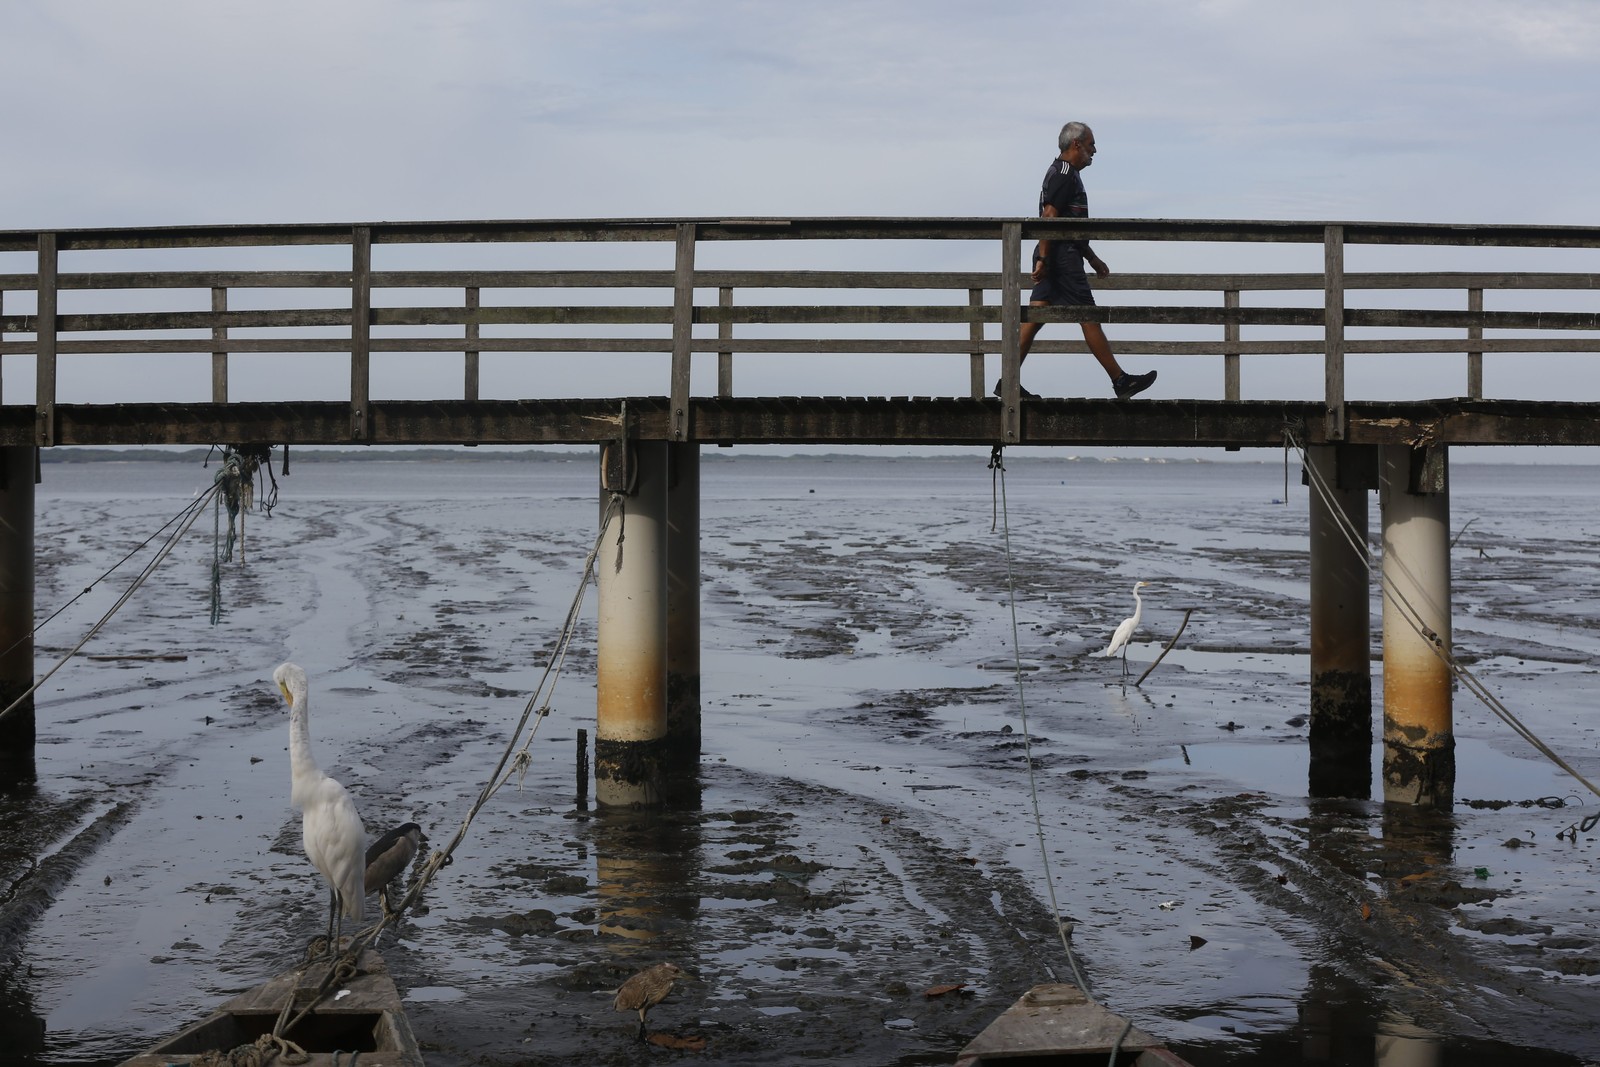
top-left (1030, 268), bottom-right (1096, 307)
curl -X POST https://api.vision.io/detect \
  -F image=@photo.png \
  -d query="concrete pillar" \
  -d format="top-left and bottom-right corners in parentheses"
top-left (664, 442), bottom-right (701, 761)
top-left (1379, 445), bottom-right (1454, 807)
top-left (1306, 445), bottom-right (1373, 798)
top-left (596, 441), bottom-right (668, 806)
top-left (0, 447), bottom-right (35, 785)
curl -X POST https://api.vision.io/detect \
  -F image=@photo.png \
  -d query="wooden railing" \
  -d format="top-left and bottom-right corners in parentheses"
top-left (2, 217), bottom-right (1598, 447)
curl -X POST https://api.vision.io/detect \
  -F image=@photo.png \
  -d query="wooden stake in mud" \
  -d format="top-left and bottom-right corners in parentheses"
top-left (596, 440), bottom-right (670, 806)
top-left (1379, 444), bottom-right (1455, 807)
top-left (0, 447), bottom-right (35, 783)
top-left (576, 728), bottom-right (589, 808)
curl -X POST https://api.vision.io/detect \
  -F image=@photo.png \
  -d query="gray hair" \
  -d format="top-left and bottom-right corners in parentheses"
top-left (1058, 121), bottom-right (1091, 152)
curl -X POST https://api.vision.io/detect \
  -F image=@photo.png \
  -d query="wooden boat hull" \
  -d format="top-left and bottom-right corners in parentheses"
top-left (118, 950), bottom-right (422, 1067)
top-left (955, 983), bottom-right (1194, 1066)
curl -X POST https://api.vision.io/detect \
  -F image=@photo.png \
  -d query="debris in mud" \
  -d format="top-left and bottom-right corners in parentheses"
top-left (1551, 957), bottom-right (1600, 977)
top-left (469, 909), bottom-right (561, 937)
top-left (924, 983), bottom-right (968, 998)
top-left (648, 1031), bottom-right (709, 1050)
top-left (1392, 877), bottom-right (1501, 908)
top-left (1456, 914), bottom-right (1554, 937)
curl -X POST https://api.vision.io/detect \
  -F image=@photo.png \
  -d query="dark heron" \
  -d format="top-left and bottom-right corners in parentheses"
top-left (273, 662), bottom-right (366, 954)
top-left (365, 822), bottom-right (424, 918)
top-left (613, 962), bottom-right (688, 1040)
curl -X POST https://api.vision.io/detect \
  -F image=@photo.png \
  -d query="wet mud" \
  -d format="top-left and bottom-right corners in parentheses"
top-left (4, 456), bottom-right (1600, 1066)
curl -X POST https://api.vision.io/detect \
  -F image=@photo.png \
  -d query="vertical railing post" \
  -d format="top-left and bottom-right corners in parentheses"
top-left (999, 223), bottom-right (1022, 443)
top-left (717, 286), bottom-right (733, 398)
top-left (670, 223), bottom-right (696, 442)
top-left (350, 225), bottom-right (372, 441)
top-left (1466, 288), bottom-right (1483, 400)
top-left (968, 287), bottom-right (985, 399)
top-left (1323, 224), bottom-right (1346, 441)
top-left (35, 234), bottom-right (57, 448)
top-left (1223, 288), bottom-right (1241, 401)
top-left (465, 286), bottom-right (481, 402)
top-left (211, 287), bottom-right (229, 404)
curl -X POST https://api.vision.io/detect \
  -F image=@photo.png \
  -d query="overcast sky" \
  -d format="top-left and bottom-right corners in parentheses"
top-left (3, 0), bottom-right (1598, 430)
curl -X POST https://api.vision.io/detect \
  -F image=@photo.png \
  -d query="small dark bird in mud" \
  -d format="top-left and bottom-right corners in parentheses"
top-left (365, 822), bottom-right (424, 918)
top-left (613, 962), bottom-right (689, 1040)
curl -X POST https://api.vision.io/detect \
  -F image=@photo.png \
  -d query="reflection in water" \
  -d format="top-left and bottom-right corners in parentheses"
top-left (1308, 736), bottom-right (1372, 801)
top-left (0, 784), bottom-right (80, 1067)
top-left (1297, 965), bottom-right (1441, 1066)
top-left (590, 788), bottom-right (704, 950)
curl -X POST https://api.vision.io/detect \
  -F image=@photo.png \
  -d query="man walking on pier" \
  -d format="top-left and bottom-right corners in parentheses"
top-left (998, 121), bottom-right (1157, 401)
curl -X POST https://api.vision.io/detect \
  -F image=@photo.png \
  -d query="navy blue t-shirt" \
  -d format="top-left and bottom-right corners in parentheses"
top-left (1038, 157), bottom-right (1090, 271)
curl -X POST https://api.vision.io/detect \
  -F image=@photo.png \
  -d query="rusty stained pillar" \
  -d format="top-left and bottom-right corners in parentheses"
top-left (1306, 444), bottom-right (1374, 798)
top-left (1379, 444), bottom-right (1454, 808)
top-left (595, 440), bottom-right (669, 806)
top-left (0, 447), bottom-right (36, 784)
top-left (664, 442), bottom-right (701, 763)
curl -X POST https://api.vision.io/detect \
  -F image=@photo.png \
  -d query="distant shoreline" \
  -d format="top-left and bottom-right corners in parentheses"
top-left (32, 446), bottom-right (1595, 468)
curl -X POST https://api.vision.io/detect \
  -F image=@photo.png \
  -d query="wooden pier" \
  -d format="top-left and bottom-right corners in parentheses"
top-left (3, 215), bottom-right (1599, 803)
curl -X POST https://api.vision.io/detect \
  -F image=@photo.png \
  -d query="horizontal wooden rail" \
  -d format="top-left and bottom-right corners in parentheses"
top-left (2, 215), bottom-right (1599, 448)
top-left (7, 215), bottom-right (1600, 252)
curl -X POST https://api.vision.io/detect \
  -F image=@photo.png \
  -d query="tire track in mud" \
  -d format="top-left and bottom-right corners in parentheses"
top-left (1089, 781), bottom-right (1600, 1056)
top-left (363, 759), bottom-right (1073, 1067)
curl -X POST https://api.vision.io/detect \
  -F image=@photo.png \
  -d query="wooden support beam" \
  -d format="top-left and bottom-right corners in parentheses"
top-left (0, 446), bottom-right (35, 784)
top-left (1466, 288), bottom-right (1483, 400)
top-left (464, 286), bottom-right (480, 402)
top-left (999, 223), bottom-right (1022, 444)
top-left (1379, 444), bottom-right (1455, 808)
top-left (1323, 224), bottom-right (1346, 441)
top-left (670, 223), bottom-right (695, 442)
top-left (717, 286), bottom-right (733, 398)
top-left (35, 234), bottom-right (57, 448)
top-left (1223, 289), bottom-right (1241, 401)
top-left (350, 225), bottom-right (372, 441)
top-left (211, 287), bottom-right (228, 404)
top-left (968, 288), bottom-right (985, 399)
top-left (595, 440), bottom-right (669, 806)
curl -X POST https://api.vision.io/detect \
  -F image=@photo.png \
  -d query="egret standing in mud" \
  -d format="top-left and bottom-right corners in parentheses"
top-left (274, 662), bottom-right (366, 954)
top-left (1099, 581), bottom-right (1151, 678)
top-left (365, 821), bottom-right (423, 919)
top-left (613, 962), bottom-right (688, 1040)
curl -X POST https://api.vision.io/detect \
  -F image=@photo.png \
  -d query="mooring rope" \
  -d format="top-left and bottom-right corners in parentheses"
top-left (0, 487), bottom-right (219, 666)
top-left (271, 492), bottom-right (628, 1041)
top-left (0, 482), bottom-right (224, 725)
top-left (1288, 430), bottom-right (1600, 804)
top-left (989, 446), bottom-right (1097, 1000)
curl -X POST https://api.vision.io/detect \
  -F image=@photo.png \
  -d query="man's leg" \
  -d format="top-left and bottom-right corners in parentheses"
top-left (1079, 321), bottom-right (1123, 379)
top-left (1019, 301), bottom-right (1049, 366)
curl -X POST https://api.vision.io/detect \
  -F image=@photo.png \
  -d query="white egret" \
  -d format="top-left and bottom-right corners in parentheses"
top-left (1099, 581), bottom-right (1151, 678)
top-left (613, 962), bottom-right (689, 1041)
top-left (364, 821), bottom-right (424, 919)
top-left (274, 662), bottom-right (366, 954)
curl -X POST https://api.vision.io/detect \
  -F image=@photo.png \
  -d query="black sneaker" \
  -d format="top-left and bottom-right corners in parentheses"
top-left (994, 379), bottom-right (1040, 399)
top-left (1112, 370), bottom-right (1157, 400)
